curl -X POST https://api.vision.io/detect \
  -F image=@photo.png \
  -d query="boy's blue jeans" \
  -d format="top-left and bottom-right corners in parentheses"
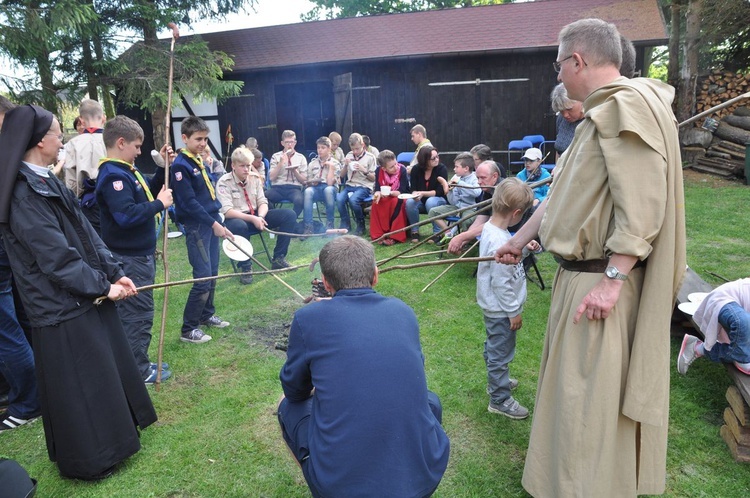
top-left (704, 302), bottom-right (750, 364)
top-left (303, 184), bottom-right (337, 225)
top-left (182, 222), bottom-right (220, 334)
top-left (0, 248), bottom-right (40, 419)
top-left (336, 186), bottom-right (370, 226)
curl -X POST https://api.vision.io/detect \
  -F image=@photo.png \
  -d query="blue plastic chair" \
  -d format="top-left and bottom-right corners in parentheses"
top-left (396, 152), bottom-right (414, 166)
top-left (522, 135), bottom-right (545, 149)
top-left (507, 140), bottom-right (533, 173)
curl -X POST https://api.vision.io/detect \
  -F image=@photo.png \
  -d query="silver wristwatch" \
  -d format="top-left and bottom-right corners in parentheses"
top-left (605, 266), bottom-right (628, 281)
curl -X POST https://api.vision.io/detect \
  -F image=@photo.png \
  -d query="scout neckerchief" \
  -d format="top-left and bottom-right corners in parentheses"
top-left (183, 149), bottom-right (216, 200)
top-left (351, 150), bottom-right (367, 179)
top-left (100, 158), bottom-right (161, 224)
top-left (317, 155), bottom-right (332, 180)
top-left (235, 172), bottom-right (256, 215)
top-left (83, 127), bottom-right (103, 134)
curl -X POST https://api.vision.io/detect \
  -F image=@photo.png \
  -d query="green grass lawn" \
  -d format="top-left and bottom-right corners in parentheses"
top-left (2, 171), bottom-right (750, 497)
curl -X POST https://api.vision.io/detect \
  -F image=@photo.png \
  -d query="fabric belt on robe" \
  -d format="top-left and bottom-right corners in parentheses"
top-left (553, 255), bottom-right (647, 273)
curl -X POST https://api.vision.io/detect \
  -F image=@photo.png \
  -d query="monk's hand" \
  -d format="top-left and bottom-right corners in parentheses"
top-left (494, 241), bottom-right (523, 265)
top-left (573, 278), bottom-right (624, 324)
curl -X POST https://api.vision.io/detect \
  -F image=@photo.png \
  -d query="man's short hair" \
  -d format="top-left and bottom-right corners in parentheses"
top-left (619, 35), bottom-right (636, 78)
top-left (103, 115), bottom-right (144, 148)
top-left (410, 124), bottom-right (426, 137)
top-left (470, 144), bottom-right (493, 161)
top-left (231, 146), bottom-right (253, 164)
top-left (281, 130), bottom-right (296, 141)
top-left (79, 99), bottom-right (104, 122)
top-left (349, 132), bottom-right (363, 147)
top-left (454, 152), bottom-right (475, 171)
top-left (550, 83), bottom-right (577, 113)
top-left (478, 160), bottom-right (502, 184)
top-left (316, 136), bottom-right (332, 148)
top-left (0, 96), bottom-right (17, 115)
top-left (250, 148), bottom-right (262, 160)
top-left (558, 18), bottom-right (622, 69)
top-left (328, 131), bottom-right (342, 143)
top-left (319, 236), bottom-right (376, 291)
top-left (245, 137), bottom-right (258, 148)
top-left (377, 149), bottom-right (396, 167)
top-left (362, 135), bottom-right (371, 147)
top-left (181, 116), bottom-right (210, 138)
top-left (492, 177), bottom-right (533, 216)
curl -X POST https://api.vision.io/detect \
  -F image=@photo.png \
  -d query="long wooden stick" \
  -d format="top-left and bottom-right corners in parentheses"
top-left (378, 256), bottom-right (495, 274)
top-left (376, 204), bottom-right (492, 267)
top-left (264, 228), bottom-right (348, 238)
top-left (225, 238), bottom-right (305, 300)
top-left (421, 239), bottom-right (479, 292)
top-left (155, 23), bottom-right (180, 388)
top-left (372, 176), bottom-right (553, 244)
top-left (396, 249), bottom-right (448, 259)
top-left (679, 91), bottom-right (750, 128)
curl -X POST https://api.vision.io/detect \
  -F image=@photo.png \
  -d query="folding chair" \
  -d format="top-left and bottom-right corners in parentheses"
top-left (522, 134), bottom-right (545, 150)
top-left (506, 140), bottom-right (532, 174)
top-left (540, 140), bottom-right (556, 172)
top-left (397, 152), bottom-right (414, 166)
top-left (228, 229), bottom-right (274, 275)
top-left (523, 253), bottom-right (545, 291)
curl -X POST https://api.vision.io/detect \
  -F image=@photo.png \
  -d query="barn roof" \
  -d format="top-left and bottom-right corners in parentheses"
top-left (190, 0), bottom-right (667, 72)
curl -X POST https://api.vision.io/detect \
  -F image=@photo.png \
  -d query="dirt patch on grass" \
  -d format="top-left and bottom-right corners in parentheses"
top-left (247, 322), bottom-right (290, 352)
top-left (683, 168), bottom-right (745, 187)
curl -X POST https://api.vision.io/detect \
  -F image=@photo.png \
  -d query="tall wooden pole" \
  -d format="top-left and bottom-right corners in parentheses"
top-left (155, 23), bottom-right (179, 389)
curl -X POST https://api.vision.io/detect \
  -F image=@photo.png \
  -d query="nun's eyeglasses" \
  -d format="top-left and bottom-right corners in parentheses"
top-left (45, 132), bottom-right (64, 141)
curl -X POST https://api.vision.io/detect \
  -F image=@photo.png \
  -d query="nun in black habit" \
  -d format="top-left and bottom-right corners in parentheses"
top-left (0, 105), bottom-right (157, 480)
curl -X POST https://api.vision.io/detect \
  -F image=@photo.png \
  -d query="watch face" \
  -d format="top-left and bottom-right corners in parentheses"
top-left (606, 266), bottom-right (617, 278)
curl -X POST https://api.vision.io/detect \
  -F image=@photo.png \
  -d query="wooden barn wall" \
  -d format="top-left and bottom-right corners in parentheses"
top-left (218, 51), bottom-right (560, 165)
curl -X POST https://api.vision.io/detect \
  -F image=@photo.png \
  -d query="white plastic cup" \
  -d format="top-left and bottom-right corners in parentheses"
top-left (380, 186), bottom-right (391, 196)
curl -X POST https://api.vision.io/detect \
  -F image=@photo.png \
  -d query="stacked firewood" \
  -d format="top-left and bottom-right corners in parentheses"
top-left (721, 385), bottom-right (750, 463)
top-left (685, 107), bottom-right (748, 179)
top-left (697, 70), bottom-right (750, 118)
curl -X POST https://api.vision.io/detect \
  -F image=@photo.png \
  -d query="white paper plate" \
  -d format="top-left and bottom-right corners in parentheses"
top-left (678, 301), bottom-right (700, 316)
top-left (397, 193), bottom-right (417, 199)
top-left (222, 235), bottom-right (254, 261)
top-left (688, 292), bottom-right (709, 303)
top-left (167, 231), bottom-right (183, 239)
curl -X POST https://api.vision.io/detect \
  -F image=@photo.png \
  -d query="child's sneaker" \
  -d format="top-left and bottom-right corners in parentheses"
top-left (200, 316), bottom-right (230, 328)
top-left (0, 412), bottom-right (40, 432)
top-left (144, 366), bottom-right (172, 384)
top-left (677, 334), bottom-right (701, 375)
top-left (734, 361), bottom-right (750, 375)
top-left (488, 396), bottom-right (529, 420)
top-left (181, 329), bottom-right (212, 344)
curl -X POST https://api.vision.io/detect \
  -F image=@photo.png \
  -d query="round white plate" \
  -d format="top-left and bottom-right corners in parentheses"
top-left (678, 301), bottom-right (700, 316)
top-left (688, 292), bottom-right (709, 303)
top-left (167, 231), bottom-right (183, 239)
top-left (222, 235), bottom-right (254, 261)
top-left (397, 193), bottom-right (417, 200)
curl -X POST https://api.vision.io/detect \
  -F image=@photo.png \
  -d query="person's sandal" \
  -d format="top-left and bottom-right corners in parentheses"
top-left (410, 232), bottom-right (420, 243)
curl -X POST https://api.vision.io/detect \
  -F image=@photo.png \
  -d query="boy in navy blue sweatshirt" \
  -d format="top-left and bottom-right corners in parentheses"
top-left (170, 116), bottom-right (233, 344)
top-left (96, 115), bottom-right (173, 382)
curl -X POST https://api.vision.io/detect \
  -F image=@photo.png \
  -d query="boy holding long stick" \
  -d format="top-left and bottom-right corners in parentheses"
top-left (96, 116), bottom-right (173, 382)
top-left (170, 116), bottom-right (233, 344)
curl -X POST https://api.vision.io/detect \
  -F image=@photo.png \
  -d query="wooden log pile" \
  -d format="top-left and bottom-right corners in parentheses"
top-left (721, 386), bottom-right (750, 463)
top-left (685, 71), bottom-right (749, 179)
top-left (697, 70), bottom-right (750, 118)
